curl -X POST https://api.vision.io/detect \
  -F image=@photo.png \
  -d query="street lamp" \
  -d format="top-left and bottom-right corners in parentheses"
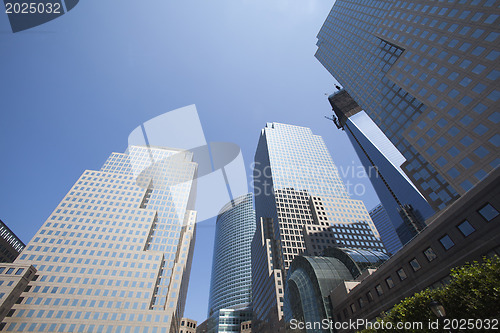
top-left (429, 300), bottom-right (446, 318)
top-left (429, 300), bottom-right (451, 333)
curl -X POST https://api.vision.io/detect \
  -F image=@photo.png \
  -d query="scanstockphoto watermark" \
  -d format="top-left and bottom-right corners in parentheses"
top-left (289, 318), bottom-right (500, 331)
top-left (289, 318), bottom-right (425, 331)
top-left (251, 161), bottom-right (379, 197)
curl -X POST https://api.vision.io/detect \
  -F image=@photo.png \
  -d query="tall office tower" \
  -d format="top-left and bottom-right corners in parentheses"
top-left (0, 145), bottom-right (198, 333)
top-left (316, 0), bottom-right (500, 211)
top-left (0, 219), bottom-right (25, 263)
top-left (328, 90), bottom-right (435, 249)
top-left (369, 204), bottom-right (401, 254)
top-left (206, 194), bottom-right (255, 333)
top-left (251, 123), bottom-right (385, 331)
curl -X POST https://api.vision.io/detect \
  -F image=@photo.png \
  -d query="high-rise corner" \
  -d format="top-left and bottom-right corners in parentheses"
top-left (316, 0), bottom-right (499, 211)
top-left (251, 123), bottom-right (386, 332)
top-left (327, 89), bottom-right (435, 251)
top-left (204, 193), bottom-right (255, 333)
top-left (0, 145), bottom-right (198, 332)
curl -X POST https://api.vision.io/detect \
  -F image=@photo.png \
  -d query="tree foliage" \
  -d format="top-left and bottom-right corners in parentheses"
top-left (359, 256), bottom-right (500, 333)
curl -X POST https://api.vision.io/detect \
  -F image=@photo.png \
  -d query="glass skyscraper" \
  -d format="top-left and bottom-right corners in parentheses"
top-left (369, 203), bottom-right (401, 254)
top-left (206, 193), bottom-right (255, 333)
top-left (316, 0), bottom-right (499, 211)
top-left (0, 145), bottom-right (197, 332)
top-left (251, 123), bottom-right (385, 331)
top-left (328, 89), bottom-right (435, 251)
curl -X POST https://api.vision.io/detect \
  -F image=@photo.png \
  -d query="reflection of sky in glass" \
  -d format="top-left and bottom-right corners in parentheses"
top-left (265, 123), bottom-right (349, 198)
top-left (208, 194), bottom-right (255, 315)
top-left (343, 248), bottom-right (389, 264)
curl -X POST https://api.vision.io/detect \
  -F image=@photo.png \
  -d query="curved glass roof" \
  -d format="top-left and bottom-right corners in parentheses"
top-left (322, 247), bottom-right (388, 278)
top-left (285, 256), bottom-right (354, 329)
top-left (285, 248), bottom-right (389, 329)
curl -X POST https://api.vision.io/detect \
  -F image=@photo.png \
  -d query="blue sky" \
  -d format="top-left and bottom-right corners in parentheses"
top-left (0, 0), bottom-right (380, 323)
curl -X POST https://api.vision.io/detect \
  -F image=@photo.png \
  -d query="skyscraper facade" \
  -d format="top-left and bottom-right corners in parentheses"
top-left (206, 193), bottom-right (255, 333)
top-left (0, 219), bottom-right (25, 263)
top-left (369, 203), bottom-right (401, 254)
top-left (303, 194), bottom-right (386, 256)
top-left (251, 123), bottom-right (385, 331)
top-left (328, 89), bottom-right (435, 250)
top-left (316, 0), bottom-right (499, 211)
top-left (0, 145), bottom-right (198, 332)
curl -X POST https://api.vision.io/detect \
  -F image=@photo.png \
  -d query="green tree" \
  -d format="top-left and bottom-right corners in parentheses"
top-left (359, 256), bottom-right (500, 333)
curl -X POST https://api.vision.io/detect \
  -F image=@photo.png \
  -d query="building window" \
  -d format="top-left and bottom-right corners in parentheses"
top-left (447, 167), bottom-right (460, 179)
top-left (410, 258), bottom-right (421, 271)
top-left (366, 291), bottom-right (374, 303)
top-left (478, 204), bottom-right (499, 222)
top-left (457, 220), bottom-right (475, 237)
top-left (423, 247), bottom-right (437, 262)
top-left (397, 268), bottom-right (408, 281)
top-left (375, 284), bottom-right (384, 296)
top-left (460, 180), bottom-right (474, 192)
top-left (439, 235), bottom-right (455, 250)
top-left (474, 146), bottom-right (490, 158)
top-left (460, 136), bottom-right (474, 147)
top-left (436, 157), bottom-right (448, 167)
top-left (385, 276), bottom-right (395, 289)
top-left (358, 297), bottom-right (365, 308)
top-left (350, 303), bottom-right (356, 313)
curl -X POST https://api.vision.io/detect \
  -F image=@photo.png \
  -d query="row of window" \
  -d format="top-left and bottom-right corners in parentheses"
top-left (0, 322), bottom-right (170, 333)
top-left (0, 267), bottom-right (24, 275)
top-left (12, 298), bottom-right (151, 314)
top-left (22, 247), bottom-right (160, 262)
top-left (180, 320), bottom-right (196, 328)
top-left (339, 203), bottom-right (498, 319)
top-left (24, 283), bottom-right (153, 297)
top-left (0, 223), bottom-right (25, 252)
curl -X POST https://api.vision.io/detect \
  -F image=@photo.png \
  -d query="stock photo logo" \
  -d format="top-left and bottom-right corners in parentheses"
top-left (3, 0), bottom-right (79, 32)
top-left (127, 105), bottom-right (249, 223)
